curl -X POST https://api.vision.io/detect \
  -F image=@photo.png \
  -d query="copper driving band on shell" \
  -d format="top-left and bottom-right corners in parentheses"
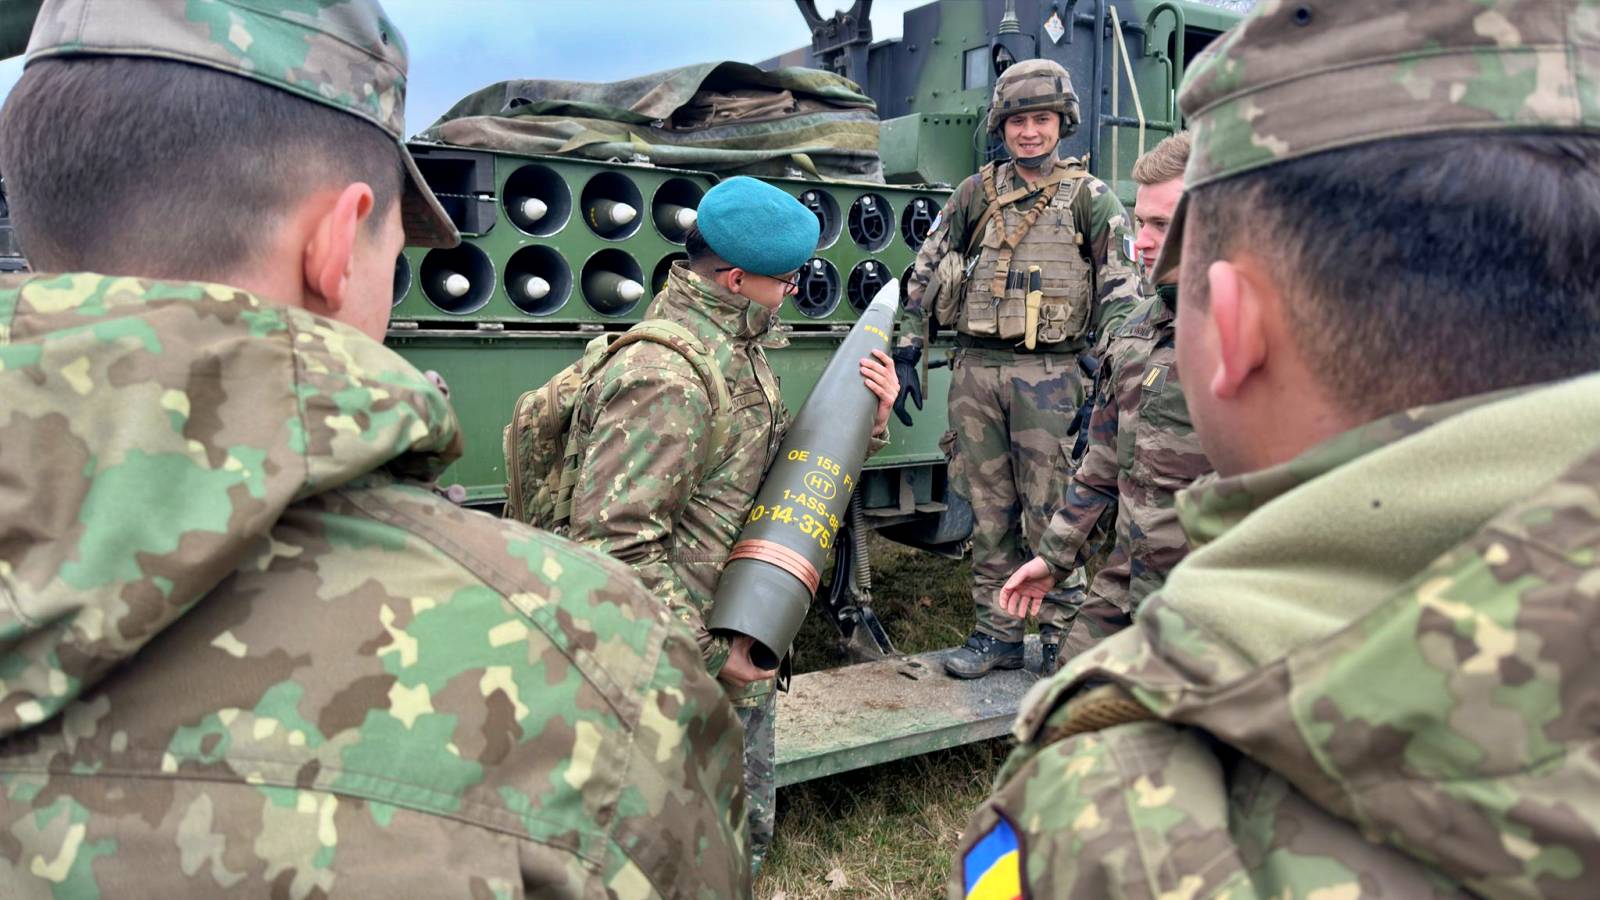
top-left (726, 539), bottom-right (822, 596)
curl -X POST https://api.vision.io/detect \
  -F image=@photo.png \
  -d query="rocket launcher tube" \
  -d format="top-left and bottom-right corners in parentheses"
top-left (517, 197), bottom-right (548, 224)
top-left (654, 203), bottom-right (698, 234)
top-left (708, 279), bottom-right (901, 670)
top-left (587, 198), bottom-right (638, 228)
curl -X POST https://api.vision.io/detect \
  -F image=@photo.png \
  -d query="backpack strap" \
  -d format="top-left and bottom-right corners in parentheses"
top-left (618, 319), bottom-right (734, 464)
top-left (549, 320), bottom-right (732, 525)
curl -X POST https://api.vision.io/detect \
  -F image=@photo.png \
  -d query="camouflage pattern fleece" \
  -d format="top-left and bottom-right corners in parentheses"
top-left (0, 273), bottom-right (749, 899)
top-left (1033, 283), bottom-right (1210, 652)
top-left (900, 159), bottom-right (1142, 352)
top-left (956, 372), bottom-right (1600, 899)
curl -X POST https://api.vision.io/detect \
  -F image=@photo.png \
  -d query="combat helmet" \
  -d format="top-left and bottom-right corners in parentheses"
top-left (986, 58), bottom-right (1080, 136)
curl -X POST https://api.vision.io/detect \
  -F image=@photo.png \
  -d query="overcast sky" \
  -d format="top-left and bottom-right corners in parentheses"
top-left (0, 0), bottom-right (931, 135)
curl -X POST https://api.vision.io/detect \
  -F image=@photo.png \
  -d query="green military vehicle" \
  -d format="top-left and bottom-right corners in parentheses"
top-left (388, 0), bottom-right (1246, 785)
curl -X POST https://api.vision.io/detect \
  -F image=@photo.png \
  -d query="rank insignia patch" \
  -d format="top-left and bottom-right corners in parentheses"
top-left (1142, 363), bottom-right (1169, 393)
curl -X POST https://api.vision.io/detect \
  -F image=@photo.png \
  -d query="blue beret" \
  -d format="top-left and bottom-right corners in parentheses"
top-left (696, 176), bottom-right (820, 276)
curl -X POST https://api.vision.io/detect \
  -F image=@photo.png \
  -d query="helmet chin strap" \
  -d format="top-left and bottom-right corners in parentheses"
top-left (1014, 145), bottom-right (1058, 170)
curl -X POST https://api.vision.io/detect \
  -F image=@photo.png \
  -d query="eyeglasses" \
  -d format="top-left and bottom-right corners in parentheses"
top-left (715, 267), bottom-right (801, 295)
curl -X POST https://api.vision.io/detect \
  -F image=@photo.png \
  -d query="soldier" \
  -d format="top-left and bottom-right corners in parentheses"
top-left (954, 1), bottom-right (1600, 896)
top-left (0, 1), bottom-right (747, 896)
top-left (563, 175), bottom-right (898, 872)
top-left (996, 133), bottom-right (1211, 671)
top-left (892, 58), bottom-right (1143, 678)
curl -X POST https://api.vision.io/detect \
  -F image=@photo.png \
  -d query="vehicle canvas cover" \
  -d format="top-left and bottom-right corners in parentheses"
top-left (418, 61), bottom-right (884, 181)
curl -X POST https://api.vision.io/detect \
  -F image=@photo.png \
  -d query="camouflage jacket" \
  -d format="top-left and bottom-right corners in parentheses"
top-left (956, 372), bottom-right (1600, 899)
top-left (1034, 284), bottom-right (1209, 611)
top-left (900, 159), bottom-right (1141, 351)
top-left (0, 274), bottom-right (748, 899)
top-left (568, 264), bottom-right (886, 701)
top-left (568, 263), bottom-right (788, 695)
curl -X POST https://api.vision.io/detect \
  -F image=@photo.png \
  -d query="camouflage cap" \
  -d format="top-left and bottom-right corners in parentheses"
top-left (25, 0), bottom-right (459, 248)
top-left (1153, 0), bottom-right (1600, 282)
top-left (987, 58), bottom-right (1081, 135)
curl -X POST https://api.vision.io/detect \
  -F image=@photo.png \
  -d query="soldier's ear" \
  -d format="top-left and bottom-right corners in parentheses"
top-left (301, 182), bottom-right (374, 316)
top-left (1205, 257), bottom-right (1268, 400)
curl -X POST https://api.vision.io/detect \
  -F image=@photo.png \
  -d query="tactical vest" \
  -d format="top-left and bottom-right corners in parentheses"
top-left (960, 160), bottom-right (1094, 346)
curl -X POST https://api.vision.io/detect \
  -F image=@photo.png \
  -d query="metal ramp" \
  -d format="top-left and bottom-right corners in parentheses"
top-left (774, 637), bottom-right (1044, 787)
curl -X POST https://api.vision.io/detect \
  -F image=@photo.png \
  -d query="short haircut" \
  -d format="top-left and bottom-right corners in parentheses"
top-left (683, 225), bottom-right (713, 263)
top-left (0, 56), bottom-right (402, 278)
top-left (1184, 133), bottom-right (1600, 421)
top-left (682, 224), bottom-right (730, 278)
top-left (1132, 132), bottom-right (1191, 186)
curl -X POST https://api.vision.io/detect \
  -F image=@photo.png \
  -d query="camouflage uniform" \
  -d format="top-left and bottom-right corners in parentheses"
top-left (958, 374), bottom-right (1600, 898)
top-left (1032, 283), bottom-right (1209, 658)
top-left (566, 261), bottom-right (887, 871)
top-left (957, 1), bottom-right (1600, 896)
top-left (0, 2), bottom-right (745, 896)
top-left (0, 274), bottom-right (749, 898)
top-left (905, 161), bottom-right (1142, 647)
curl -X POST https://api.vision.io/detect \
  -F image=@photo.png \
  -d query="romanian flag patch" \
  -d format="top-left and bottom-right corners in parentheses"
top-left (962, 816), bottom-right (1023, 900)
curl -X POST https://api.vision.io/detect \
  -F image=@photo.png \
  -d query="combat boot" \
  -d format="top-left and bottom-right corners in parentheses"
top-left (1039, 639), bottom-right (1061, 676)
top-left (944, 632), bottom-right (1024, 679)
top-left (1038, 625), bottom-right (1064, 676)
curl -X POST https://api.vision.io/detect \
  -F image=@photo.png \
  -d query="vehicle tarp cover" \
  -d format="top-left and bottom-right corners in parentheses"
top-left (418, 61), bottom-right (884, 182)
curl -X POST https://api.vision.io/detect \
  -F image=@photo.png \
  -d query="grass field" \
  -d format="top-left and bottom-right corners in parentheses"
top-left (756, 537), bottom-right (1009, 899)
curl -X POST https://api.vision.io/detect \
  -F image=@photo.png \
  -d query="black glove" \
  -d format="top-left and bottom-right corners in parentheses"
top-left (891, 345), bottom-right (923, 427)
top-left (1066, 352), bottom-right (1105, 460)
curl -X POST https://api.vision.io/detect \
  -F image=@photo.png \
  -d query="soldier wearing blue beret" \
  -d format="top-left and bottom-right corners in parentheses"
top-left (561, 175), bottom-right (900, 871)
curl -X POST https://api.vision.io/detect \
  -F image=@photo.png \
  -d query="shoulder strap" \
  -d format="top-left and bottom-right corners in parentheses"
top-left (550, 322), bottom-right (732, 525)
top-left (966, 159), bottom-right (1093, 262)
top-left (575, 319), bottom-right (732, 460)
top-left (990, 173), bottom-right (1065, 297)
top-left (544, 334), bottom-right (615, 526)
top-left (965, 164), bottom-right (1002, 258)
top-left (626, 319), bottom-right (733, 438)
top-left (1035, 684), bottom-right (1155, 746)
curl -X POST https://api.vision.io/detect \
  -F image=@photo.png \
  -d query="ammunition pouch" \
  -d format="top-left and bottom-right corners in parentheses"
top-left (959, 161), bottom-right (1095, 344)
top-left (927, 250), bottom-right (967, 331)
top-left (938, 426), bottom-right (962, 490)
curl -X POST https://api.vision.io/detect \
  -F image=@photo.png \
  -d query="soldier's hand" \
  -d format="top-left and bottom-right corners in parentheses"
top-left (999, 557), bottom-right (1056, 618)
top-left (860, 349), bottom-right (899, 434)
top-left (720, 635), bottom-right (778, 688)
top-left (890, 345), bottom-right (923, 427)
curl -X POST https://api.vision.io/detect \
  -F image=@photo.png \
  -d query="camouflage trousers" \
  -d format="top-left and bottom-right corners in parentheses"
top-left (1059, 596), bottom-right (1133, 660)
top-left (737, 690), bottom-right (777, 874)
top-left (950, 348), bottom-right (1088, 642)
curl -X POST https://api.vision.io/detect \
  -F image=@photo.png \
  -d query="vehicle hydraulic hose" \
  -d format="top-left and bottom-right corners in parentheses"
top-left (849, 494), bottom-right (872, 596)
